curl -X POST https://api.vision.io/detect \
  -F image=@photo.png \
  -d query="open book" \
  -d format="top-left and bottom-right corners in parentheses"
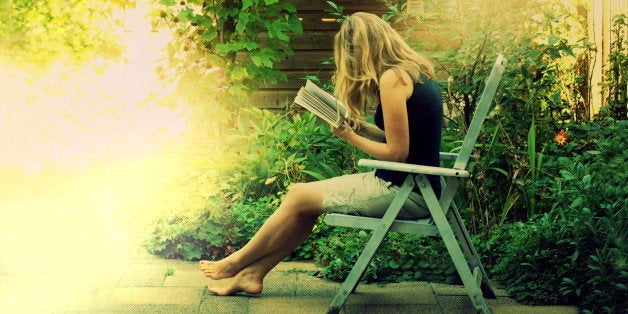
top-left (293, 80), bottom-right (347, 128)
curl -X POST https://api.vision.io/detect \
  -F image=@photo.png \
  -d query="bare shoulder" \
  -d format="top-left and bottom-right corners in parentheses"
top-left (379, 68), bottom-right (413, 98)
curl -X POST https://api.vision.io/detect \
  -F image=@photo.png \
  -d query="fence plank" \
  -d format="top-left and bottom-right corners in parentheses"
top-left (250, 90), bottom-right (299, 109)
top-left (293, 0), bottom-right (387, 12)
top-left (260, 70), bottom-right (334, 89)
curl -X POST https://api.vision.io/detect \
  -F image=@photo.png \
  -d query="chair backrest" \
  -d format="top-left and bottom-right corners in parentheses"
top-left (453, 55), bottom-right (507, 171)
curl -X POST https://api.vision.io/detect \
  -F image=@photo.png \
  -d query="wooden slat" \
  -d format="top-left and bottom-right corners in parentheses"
top-left (249, 90), bottom-right (298, 109)
top-left (256, 32), bottom-right (335, 51)
top-left (237, 51), bottom-right (333, 70)
top-left (289, 31), bottom-right (336, 50)
top-left (299, 13), bottom-right (343, 31)
top-left (293, 0), bottom-right (388, 12)
top-left (260, 70), bottom-right (333, 89)
top-left (279, 51), bottom-right (333, 69)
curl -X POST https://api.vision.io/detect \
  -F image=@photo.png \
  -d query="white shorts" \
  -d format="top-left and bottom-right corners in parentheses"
top-left (321, 171), bottom-right (429, 219)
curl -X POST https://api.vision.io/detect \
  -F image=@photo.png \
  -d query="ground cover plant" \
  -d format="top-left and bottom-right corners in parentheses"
top-left (146, 1), bottom-right (627, 312)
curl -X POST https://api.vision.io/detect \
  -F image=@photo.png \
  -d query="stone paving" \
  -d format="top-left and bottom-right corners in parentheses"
top-left (1, 246), bottom-right (580, 313)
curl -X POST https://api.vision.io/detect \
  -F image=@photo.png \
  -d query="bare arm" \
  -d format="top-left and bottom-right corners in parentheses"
top-left (356, 120), bottom-right (386, 143)
top-left (333, 69), bottom-right (412, 162)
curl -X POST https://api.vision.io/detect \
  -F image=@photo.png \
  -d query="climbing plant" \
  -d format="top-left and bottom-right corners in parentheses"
top-left (154, 0), bottom-right (302, 108)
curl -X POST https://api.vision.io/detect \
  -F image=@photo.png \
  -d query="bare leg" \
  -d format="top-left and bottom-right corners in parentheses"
top-left (206, 215), bottom-right (317, 296)
top-left (200, 182), bottom-right (325, 280)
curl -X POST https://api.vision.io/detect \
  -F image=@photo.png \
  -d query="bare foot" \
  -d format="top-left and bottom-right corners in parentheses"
top-left (207, 269), bottom-right (263, 296)
top-left (199, 257), bottom-right (240, 280)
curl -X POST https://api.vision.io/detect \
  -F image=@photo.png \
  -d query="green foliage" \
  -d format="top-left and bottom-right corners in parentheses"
top-left (209, 108), bottom-right (363, 202)
top-left (534, 119), bottom-right (628, 214)
top-left (164, 268), bottom-right (175, 276)
top-left (419, 0), bottom-right (594, 234)
top-left (486, 205), bottom-right (626, 312)
top-left (479, 119), bottom-right (628, 313)
top-left (314, 229), bottom-right (458, 284)
top-left (146, 199), bottom-right (232, 260)
top-left (228, 195), bottom-right (280, 247)
top-left (600, 14), bottom-right (627, 120)
top-left (154, 0), bottom-right (302, 108)
top-left (147, 195), bottom-right (280, 261)
top-left (0, 0), bottom-right (133, 67)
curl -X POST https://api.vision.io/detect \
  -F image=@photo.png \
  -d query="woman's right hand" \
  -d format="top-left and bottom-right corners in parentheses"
top-left (331, 121), bottom-right (354, 140)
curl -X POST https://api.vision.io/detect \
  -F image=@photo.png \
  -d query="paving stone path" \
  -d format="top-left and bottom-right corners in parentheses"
top-left (1, 246), bottom-right (579, 313)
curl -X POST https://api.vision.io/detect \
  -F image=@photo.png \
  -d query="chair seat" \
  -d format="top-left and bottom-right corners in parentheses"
top-left (324, 213), bottom-right (439, 237)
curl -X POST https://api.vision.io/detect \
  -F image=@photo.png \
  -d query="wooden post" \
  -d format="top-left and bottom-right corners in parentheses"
top-left (588, 0), bottom-right (628, 119)
top-left (589, 0), bottom-right (604, 119)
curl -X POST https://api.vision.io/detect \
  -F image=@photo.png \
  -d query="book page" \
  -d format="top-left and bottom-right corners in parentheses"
top-left (304, 80), bottom-right (347, 118)
top-left (294, 88), bottom-right (343, 127)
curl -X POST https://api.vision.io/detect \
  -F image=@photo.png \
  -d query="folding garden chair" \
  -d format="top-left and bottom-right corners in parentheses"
top-left (324, 55), bottom-right (507, 314)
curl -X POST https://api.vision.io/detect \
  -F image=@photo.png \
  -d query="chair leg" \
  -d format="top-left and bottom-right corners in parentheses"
top-left (326, 175), bottom-right (416, 314)
top-left (440, 178), bottom-right (496, 298)
top-left (448, 202), bottom-right (496, 299)
top-left (416, 175), bottom-right (491, 314)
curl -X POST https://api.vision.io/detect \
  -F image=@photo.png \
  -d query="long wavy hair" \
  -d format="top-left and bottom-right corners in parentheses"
top-left (333, 12), bottom-right (435, 125)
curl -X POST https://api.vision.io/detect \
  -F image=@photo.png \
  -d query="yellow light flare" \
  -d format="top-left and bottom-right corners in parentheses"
top-left (0, 2), bottom-right (199, 312)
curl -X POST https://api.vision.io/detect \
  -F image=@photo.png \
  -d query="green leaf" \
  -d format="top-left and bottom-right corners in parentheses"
top-left (388, 260), bottom-right (400, 269)
top-left (159, 0), bottom-right (176, 5)
top-left (264, 0), bottom-right (279, 4)
top-left (418, 260), bottom-right (430, 268)
top-left (242, 0), bottom-right (256, 10)
top-left (236, 12), bottom-right (250, 34)
top-left (300, 170), bottom-right (327, 181)
top-left (560, 170), bottom-right (575, 180)
top-left (548, 35), bottom-right (560, 45)
top-left (281, 2), bottom-right (297, 13)
top-left (177, 8), bottom-right (194, 23)
top-left (182, 243), bottom-right (202, 260)
top-left (251, 53), bottom-right (273, 67)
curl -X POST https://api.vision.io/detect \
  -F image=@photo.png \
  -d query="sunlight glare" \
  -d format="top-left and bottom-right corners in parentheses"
top-left (0, 2), bottom-right (197, 312)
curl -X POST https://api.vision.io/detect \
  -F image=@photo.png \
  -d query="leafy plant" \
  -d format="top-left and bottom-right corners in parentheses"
top-left (408, 0), bottom-right (595, 234)
top-left (154, 0), bottom-right (302, 111)
top-left (480, 119), bottom-right (628, 313)
top-left (146, 199), bottom-right (233, 260)
top-left (209, 108), bottom-right (363, 202)
top-left (600, 13), bottom-right (627, 120)
top-left (0, 0), bottom-right (133, 67)
top-left (315, 229), bottom-right (458, 284)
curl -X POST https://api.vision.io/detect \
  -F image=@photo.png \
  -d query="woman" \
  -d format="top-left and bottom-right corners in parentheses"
top-left (199, 12), bottom-right (442, 296)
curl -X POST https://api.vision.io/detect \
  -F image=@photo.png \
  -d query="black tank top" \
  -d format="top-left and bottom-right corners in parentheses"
top-left (374, 77), bottom-right (442, 196)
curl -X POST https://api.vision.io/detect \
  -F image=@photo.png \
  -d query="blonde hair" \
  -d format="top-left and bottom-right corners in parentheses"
top-left (333, 12), bottom-right (435, 122)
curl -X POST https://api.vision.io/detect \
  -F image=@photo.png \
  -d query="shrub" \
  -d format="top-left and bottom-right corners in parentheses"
top-left (315, 229), bottom-right (458, 284)
top-left (146, 195), bottom-right (281, 261)
top-left (481, 119), bottom-right (628, 313)
top-left (210, 108), bottom-right (362, 202)
top-left (146, 198), bottom-right (233, 260)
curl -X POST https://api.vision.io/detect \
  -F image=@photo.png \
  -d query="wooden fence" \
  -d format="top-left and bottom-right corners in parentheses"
top-left (589, 0), bottom-right (627, 118)
top-left (249, 0), bottom-right (389, 110)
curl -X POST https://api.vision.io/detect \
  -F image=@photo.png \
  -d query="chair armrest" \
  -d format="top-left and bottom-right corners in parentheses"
top-left (358, 159), bottom-right (470, 177)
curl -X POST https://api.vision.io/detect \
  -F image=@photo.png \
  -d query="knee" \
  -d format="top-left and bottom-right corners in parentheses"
top-left (282, 182), bottom-right (323, 215)
top-left (285, 183), bottom-right (308, 204)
